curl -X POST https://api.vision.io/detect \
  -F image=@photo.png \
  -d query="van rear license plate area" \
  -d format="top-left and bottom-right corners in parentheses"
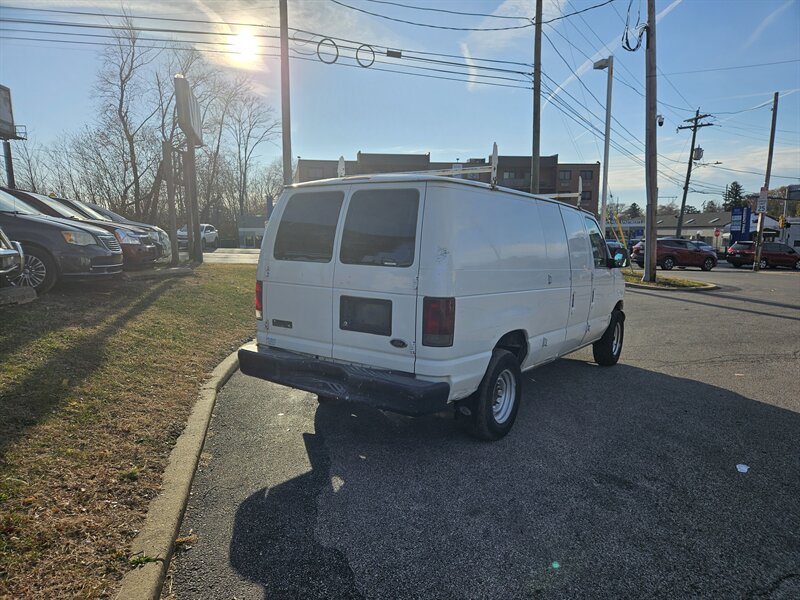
top-left (340, 296), bottom-right (392, 336)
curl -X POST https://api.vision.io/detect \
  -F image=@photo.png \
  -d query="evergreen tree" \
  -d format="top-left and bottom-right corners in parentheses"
top-left (722, 181), bottom-right (747, 211)
top-left (624, 202), bottom-right (643, 219)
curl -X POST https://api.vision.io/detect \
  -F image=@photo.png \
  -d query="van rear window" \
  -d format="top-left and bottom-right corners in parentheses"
top-left (340, 189), bottom-right (419, 267)
top-left (273, 191), bottom-right (344, 262)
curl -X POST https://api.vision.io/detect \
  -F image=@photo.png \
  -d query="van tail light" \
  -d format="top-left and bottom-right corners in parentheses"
top-left (255, 280), bottom-right (263, 320)
top-left (422, 297), bottom-right (455, 347)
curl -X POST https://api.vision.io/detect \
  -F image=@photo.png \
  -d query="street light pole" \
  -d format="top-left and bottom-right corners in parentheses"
top-left (530, 0), bottom-right (542, 195)
top-left (593, 55), bottom-right (613, 235)
top-left (279, 0), bottom-right (293, 186)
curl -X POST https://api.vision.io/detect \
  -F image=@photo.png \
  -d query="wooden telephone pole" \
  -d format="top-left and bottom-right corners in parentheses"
top-left (643, 0), bottom-right (658, 282)
top-left (675, 110), bottom-right (714, 238)
top-left (753, 92), bottom-right (779, 272)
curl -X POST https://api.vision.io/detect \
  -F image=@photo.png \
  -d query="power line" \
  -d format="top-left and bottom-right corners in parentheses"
top-left (0, 7), bottom-right (536, 68)
top-left (705, 164), bottom-right (800, 181)
top-left (0, 33), bottom-right (532, 90)
top-left (328, 0), bottom-right (535, 31)
top-left (0, 5), bottom-right (279, 29)
top-left (664, 59), bottom-right (800, 75)
top-left (0, 16), bottom-right (278, 39)
top-left (0, 24), bottom-right (532, 83)
top-left (359, 0), bottom-right (530, 20)
top-left (328, 0), bottom-right (618, 31)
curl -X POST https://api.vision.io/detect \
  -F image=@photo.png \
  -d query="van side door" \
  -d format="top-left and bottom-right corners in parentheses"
top-left (331, 184), bottom-right (423, 373)
top-left (534, 200), bottom-right (571, 363)
top-left (584, 216), bottom-right (615, 341)
top-left (559, 207), bottom-right (593, 351)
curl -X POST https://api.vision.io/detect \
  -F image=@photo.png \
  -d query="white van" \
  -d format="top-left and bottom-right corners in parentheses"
top-left (239, 174), bottom-right (626, 439)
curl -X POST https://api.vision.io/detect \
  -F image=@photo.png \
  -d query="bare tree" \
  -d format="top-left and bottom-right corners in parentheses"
top-left (14, 140), bottom-right (45, 193)
top-left (95, 14), bottom-right (160, 218)
top-left (226, 93), bottom-right (280, 216)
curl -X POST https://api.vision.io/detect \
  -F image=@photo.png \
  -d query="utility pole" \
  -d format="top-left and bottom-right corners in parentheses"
top-left (676, 109), bottom-right (713, 238)
top-left (2, 141), bottom-right (15, 188)
top-left (163, 141), bottom-right (179, 266)
top-left (643, 0), bottom-right (658, 283)
top-left (593, 55), bottom-right (613, 235)
top-left (753, 91), bottom-right (779, 272)
top-left (530, 0), bottom-right (543, 194)
top-left (279, 0), bottom-right (293, 186)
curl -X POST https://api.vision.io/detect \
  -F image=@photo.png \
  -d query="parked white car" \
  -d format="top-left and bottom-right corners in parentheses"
top-left (177, 223), bottom-right (218, 250)
top-left (239, 174), bottom-right (626, 439)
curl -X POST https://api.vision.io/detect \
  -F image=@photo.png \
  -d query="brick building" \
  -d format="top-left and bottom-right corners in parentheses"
top-left (296, 152), bottom-right (601, 215)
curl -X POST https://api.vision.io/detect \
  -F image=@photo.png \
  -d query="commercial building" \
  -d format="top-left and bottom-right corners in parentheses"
top-left (616, 211), bottom-right (781, 252)
top-left (296, 152), bottom-right (601, 215)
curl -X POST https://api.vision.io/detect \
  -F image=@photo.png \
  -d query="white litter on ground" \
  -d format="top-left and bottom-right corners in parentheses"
top-left (736, 464), bottom-right (750, 473)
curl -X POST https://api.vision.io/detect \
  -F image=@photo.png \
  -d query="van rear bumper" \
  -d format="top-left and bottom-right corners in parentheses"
top-left (238, 346), bottom-right (451, 416)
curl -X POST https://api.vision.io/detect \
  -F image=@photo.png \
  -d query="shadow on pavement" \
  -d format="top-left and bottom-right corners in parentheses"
top-left (230, 359), bottom-right (800, 599)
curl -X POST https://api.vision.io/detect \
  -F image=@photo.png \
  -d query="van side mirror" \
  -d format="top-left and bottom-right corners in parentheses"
top-left (612, 252), bottom-right (626, 268)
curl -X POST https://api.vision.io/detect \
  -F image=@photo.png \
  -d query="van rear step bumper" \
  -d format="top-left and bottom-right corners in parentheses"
top-left (238, 346), bottom-right (450, 416)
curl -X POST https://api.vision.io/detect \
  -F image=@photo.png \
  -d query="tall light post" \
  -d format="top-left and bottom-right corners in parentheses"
top-left (593, 55), bottom-right (613, 236)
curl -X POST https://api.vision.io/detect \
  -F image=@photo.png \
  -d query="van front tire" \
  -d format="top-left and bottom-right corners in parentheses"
top-left (593, 311), bottom-right (624, 366)
top-left (459, 349), bottom-right (521, 441)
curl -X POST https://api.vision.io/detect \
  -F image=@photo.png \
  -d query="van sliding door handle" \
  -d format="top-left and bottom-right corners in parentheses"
top-left (571, 293), bottom-right (575, 308)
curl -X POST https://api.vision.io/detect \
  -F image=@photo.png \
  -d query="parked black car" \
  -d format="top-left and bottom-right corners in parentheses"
top-left (2, 188), bottom-right (158, 268)
top-left (72, 200), bottom-right (173, 262)
top-left (0, 189), bottom-right (123, 293)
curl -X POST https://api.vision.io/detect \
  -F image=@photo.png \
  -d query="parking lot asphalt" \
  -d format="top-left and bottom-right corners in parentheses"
top-left (168, 269), bottom-right (799, 600)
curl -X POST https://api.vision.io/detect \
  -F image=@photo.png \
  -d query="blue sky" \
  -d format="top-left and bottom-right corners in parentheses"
top-left (0, 0), bottom-right (798, 210)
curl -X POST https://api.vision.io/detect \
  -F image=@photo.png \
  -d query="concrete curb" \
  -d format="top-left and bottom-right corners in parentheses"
top-left (115, 349), bottom-right (240, 600)
top-left (625, 281), bottom-right (719, 292)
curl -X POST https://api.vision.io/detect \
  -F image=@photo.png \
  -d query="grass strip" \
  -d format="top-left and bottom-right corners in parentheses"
top-left (0, 264), bottom-right (255, 598)
top-left (623, 270), bottom-right (708, 288)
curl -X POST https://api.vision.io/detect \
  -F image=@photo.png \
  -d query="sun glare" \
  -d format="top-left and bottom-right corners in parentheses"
top-left (229, 31), bottom-right (258, 64)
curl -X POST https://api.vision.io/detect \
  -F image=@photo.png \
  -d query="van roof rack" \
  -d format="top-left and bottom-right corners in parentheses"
top-left (336, 142), bottom-right (583, 205)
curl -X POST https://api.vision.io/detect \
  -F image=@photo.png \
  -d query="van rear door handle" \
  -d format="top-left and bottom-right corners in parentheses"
top-left (548, 274), bottom-right (552, 285)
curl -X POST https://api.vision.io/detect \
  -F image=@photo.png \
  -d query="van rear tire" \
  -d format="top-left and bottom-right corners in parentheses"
top-left (458, 349), bottom-right (521, 441)
top-left (593, 311), bottom-right (624, 366)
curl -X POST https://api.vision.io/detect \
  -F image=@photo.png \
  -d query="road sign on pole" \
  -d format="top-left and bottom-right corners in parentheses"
top-left (756, 187), bottom-right (768, 214)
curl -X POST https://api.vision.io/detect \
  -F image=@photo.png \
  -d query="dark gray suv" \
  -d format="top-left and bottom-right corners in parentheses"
top-left (0, 189), bottom-right (123, 293)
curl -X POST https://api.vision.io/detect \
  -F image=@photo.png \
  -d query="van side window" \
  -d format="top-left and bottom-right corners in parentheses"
top-left (340, 189), bottom-right (419, 267)
top-left (273, 191), bottom-right (344, 262)
top-left (584, 217), bottom-right (609, 268)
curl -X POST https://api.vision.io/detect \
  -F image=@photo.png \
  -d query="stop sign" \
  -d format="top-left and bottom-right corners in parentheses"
top-left (714, 228), bottom-right (721, 237)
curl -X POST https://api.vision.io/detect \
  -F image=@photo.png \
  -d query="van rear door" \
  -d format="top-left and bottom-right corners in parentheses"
top-left (265, 189), bottom-right (346, 358)
top-left (331, 184), bottom-right (423, 373)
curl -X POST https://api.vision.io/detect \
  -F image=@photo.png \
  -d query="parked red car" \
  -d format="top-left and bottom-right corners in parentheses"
top-left (727, 240), bottom-right (800, 270)
top-left (632, 238), bottom-right (717, 271)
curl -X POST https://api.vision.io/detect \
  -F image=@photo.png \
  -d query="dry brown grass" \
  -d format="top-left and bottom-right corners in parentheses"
top-left (0, 264), bottom-right (255, 598)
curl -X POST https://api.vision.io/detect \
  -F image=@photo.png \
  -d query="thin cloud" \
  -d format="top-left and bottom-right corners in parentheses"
top-left (743, 0), bottom-right (795, 50)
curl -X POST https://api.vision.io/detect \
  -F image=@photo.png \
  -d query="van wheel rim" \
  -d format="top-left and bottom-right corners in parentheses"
top-left (759, 259), bottom-right (767, 268)
top-left (611, 321), bottom-right (621, 355)
top-left (13, 255), bottom-right (46, 288)
top-left (492, 369), bottom-right (516, 425)
top-left (705, 258), bottom-right (713, 269)
top-left (664, 258), bottom-right (674, 269)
